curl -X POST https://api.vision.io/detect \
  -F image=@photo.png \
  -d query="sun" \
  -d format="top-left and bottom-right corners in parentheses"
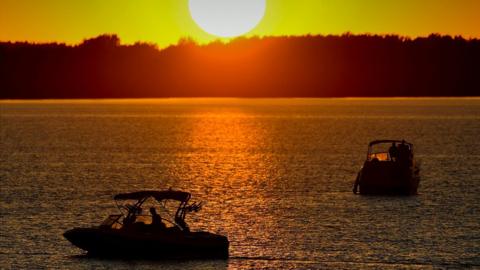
top-left (188, 0), bottom-right (266, 38)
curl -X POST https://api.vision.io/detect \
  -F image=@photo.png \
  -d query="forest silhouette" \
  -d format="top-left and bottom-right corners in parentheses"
top-left (1, 34), bottom-right (479, 98)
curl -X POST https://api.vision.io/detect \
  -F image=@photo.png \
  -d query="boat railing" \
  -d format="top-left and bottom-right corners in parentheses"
top-left (100, 214), bottom-right (123, 229)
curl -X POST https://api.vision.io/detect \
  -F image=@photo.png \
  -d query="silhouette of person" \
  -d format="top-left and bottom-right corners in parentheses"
top-left (150, 207), bottom-right (166, 229)
top-left (123, 205), bottom-right (141, 227)
top-left (389, 142), bottom-right (398, 161)
top-left (398, 140), bottom-right (411, 165)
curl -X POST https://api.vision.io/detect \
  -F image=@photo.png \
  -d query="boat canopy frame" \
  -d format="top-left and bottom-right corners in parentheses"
top-left (114, 190), bottom-right (191, 202)
top-left (113, 189), bottom-right (201, 231)
top-left (368, 140), bottom-right (413, 147)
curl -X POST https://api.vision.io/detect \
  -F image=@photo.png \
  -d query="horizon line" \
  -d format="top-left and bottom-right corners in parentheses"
top-left (2, 32), bottom-right (479, 49)
top-left (2, 97), bottom-right (480, 103)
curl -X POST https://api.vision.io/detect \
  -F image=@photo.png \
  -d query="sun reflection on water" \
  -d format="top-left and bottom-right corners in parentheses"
top-left (168, 108), bottom-right (283, 255)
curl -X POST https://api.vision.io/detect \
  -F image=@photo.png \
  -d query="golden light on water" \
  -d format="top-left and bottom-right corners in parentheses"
top-left (175, 108), bottom-right (283, 248)
top-left (180, 109), bottom-right (275, 185)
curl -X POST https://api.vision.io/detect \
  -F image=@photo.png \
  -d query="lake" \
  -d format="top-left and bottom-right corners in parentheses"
top-left (1, 98), bottom-right (479, 269)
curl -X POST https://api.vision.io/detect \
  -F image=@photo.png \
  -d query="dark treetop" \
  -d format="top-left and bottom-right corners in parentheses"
top-left (1, 34), bottom-right (479, 98)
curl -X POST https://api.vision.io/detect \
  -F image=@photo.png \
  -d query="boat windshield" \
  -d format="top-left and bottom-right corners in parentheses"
top-left (132, 214), bottom-right (177, 228)
top-left (368, 152), bottom-right (390, 161)
top-left (100, 214), bottom-right (123, 229)
top-left (367, 140), bottom-right (413, 162)
top-left (368, 143), bottom-right (393, 161)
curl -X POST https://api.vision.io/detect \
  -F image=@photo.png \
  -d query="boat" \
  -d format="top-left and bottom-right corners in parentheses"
top-left (63, 190), bottom-right (229, 259)
top-left (353, 140), bottom-right (420, 195)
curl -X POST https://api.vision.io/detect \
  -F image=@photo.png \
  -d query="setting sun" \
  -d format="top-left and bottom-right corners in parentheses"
top-left (188, 0), bottom-right (266, 38)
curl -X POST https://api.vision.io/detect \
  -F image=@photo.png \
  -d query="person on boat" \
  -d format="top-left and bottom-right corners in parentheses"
top-left (123, 206), bottom-right (141, 227)
top-left (150, 207), bottom-right (166, 230)
top-left (398, 140), bottom-right (412, 166)
top-left (389, 142), bottom-right (398, 161)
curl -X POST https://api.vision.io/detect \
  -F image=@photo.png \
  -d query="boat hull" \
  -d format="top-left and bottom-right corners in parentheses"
top-left (355, 161), bottom-right (420, 195)
top-left (64, 227), bottom-right (229, 259)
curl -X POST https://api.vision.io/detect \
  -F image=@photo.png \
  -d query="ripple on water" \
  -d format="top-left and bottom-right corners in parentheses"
top-left (1, 98), bottom-right (479, 269)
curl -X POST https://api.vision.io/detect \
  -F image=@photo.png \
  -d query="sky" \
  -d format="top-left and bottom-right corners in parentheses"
top-left (1, 0), bottom-right (479, 48)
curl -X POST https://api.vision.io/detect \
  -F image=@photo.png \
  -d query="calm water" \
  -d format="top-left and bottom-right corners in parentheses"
top-left (1, 98), bottom-right (479, 269)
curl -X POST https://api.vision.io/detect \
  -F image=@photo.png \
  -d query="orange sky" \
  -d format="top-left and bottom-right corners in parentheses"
top-left (1, 0), bottom-right (479, 47)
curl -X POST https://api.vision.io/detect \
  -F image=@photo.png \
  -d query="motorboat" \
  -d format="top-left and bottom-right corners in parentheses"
top-left (63, 190), bottom-right (229, 259)
top-left (353, 140), bottom-right (420, 195)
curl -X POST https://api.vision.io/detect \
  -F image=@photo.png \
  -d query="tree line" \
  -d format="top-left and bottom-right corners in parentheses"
top-left (1, 34), bottom-right (479, 98)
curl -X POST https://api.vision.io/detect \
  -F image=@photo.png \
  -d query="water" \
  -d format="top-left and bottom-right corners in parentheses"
top-left (1, 98), bottom-right (479, 269)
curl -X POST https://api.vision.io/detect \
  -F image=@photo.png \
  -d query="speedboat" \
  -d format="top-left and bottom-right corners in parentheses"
top-left (353, 140), bottom-right (420, 195)
top-left (63, 190), bottom-right (229, 259)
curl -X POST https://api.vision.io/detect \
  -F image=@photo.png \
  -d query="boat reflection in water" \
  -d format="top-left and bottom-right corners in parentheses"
top-left (63, 190), bottom-right (229, 259)
top-left (353, 140), bottom-right (421, 195)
